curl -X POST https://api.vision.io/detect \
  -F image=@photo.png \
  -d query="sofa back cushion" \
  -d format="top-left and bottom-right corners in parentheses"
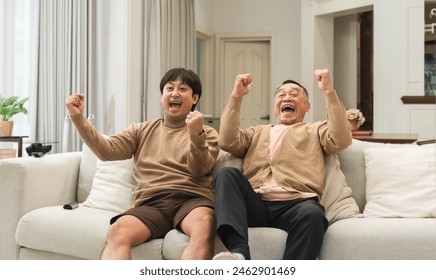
top-left (77, 143), bottom-right (97, 203)
top-left (77, 142), bottom-right (362, 223)
top-left (337, 139), bottom-right (387, 212)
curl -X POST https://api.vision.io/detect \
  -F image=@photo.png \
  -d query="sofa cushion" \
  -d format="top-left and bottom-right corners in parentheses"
top-left (337, 139), bottom-right (390, 211)
top-left (211, 149), bottom-right (243, 177)
top-left (321, 154), bottom-right (362, 224)
top-left (363, 145), bottom-right (436, 218)
top-left (81, 156), bottom-right (135, 213)
top-left (162, 227), bottom-right (287, 260)
top-left (15, 205), bottom-right (163, 260)
top-left (319, 218), bottom-right (436, 259)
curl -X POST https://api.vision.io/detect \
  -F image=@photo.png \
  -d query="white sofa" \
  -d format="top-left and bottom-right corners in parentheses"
top-left (1, 139), bottom-right (435, 260)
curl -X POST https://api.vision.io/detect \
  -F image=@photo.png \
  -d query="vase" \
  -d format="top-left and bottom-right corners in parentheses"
top-left (0, 120), bottom-right (14, 136)
top-left (348, 119), bottom-right (359, 131)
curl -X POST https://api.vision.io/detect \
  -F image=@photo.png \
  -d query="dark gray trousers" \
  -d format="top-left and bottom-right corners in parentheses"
top-left (213, 167), bottom-right (328, 260)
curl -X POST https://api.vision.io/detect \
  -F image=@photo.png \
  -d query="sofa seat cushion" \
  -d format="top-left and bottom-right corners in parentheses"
top-left (319, 218), bottom-right (436, 260)
top-left (16, 205), bottom-right (163, 260)
top-left (162, 227), bottom-right (287, 260)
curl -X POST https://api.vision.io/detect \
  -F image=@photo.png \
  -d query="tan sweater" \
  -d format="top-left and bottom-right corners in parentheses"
top-left (71, 113), bottom-right (219, 207)
top-left (219, 91), bottom-right (352, 200)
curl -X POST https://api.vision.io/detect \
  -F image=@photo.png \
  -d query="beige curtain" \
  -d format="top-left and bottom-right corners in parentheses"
top-left (142, 0), bottom-right (162, 121)
top-left (141, 0), bottom-right (196, 121)
top-left (160, 0), bottom-right (196, 73)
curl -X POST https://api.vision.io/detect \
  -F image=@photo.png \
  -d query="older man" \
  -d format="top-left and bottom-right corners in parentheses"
top-left (213, 69), bottom-right (352, 260)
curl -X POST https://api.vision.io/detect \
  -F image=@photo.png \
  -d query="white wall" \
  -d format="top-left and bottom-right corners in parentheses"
top-left (195, 0), bottom-right (302, 122)
top-left (194, 0), bottom-right (214, 31)
top-left (334, 15), bottom-right (358, 110)
top-left (111, 0), bottom-right (434, 140)
top-left (303, 0), bottom-right (434, 140)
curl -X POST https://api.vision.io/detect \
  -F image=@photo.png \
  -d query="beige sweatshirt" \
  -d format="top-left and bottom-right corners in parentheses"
top-left (219, 91), bottom-right (352, 200)
top-left (71, 113), bottom-right (219, 207)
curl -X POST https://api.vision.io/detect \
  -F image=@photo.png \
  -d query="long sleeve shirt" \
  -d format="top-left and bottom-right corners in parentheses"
top-left (71, 113), bottom-right (219, 207)
top-left (219, 91), bottom-right (352, 200)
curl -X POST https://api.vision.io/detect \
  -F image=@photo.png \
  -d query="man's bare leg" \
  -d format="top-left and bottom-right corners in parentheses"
top-left (179, 207), bottom-right (216, 260)
top-left (101, 215), bottom-right (152, 260)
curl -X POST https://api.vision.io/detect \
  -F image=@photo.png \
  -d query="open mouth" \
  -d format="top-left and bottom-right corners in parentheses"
top-left (169, 100), bottom-right (182, 108)
top-left (281, 104), bottom-right (295, 113)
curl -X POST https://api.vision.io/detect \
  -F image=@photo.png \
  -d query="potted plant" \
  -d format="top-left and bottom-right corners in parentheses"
top-left (0, 95), bottom-right (29, 136)
top-left (346, 108), bottom-right (365, 131)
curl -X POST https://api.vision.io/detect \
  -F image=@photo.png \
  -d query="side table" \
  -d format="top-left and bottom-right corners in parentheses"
top-left (0, 136), bottom-right (29, 157)
top-left (352, 133), bottom-right (419, 144)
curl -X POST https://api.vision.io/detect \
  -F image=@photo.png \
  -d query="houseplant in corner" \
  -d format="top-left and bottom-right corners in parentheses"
top-left (0, 95), bottom-right (29, 136)
top-left (346, 108), bottom-right (365, 131)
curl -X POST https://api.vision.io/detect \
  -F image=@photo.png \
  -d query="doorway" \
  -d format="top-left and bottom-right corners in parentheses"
top-left (334, 11), bottom-right (373, 131)
top-left (358, 11), bottom-right (373, 131)
top-left (215, 35), bottom-right (272, 128)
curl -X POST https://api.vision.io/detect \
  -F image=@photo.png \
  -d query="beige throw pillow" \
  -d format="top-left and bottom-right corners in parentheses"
top-left (321, 153), bottom-right (363, 224)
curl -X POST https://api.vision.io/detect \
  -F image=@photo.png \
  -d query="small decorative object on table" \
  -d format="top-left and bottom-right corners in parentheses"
top-left (346, 108), bottom-right (365, 131)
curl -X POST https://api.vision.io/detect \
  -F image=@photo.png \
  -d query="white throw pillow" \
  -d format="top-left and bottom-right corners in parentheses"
top-left (363, 145), bottom-right (436, 218)
top-left (321, 154), bottom-right (362, 224)
top-left (82, 156), bottom-right (135, 213)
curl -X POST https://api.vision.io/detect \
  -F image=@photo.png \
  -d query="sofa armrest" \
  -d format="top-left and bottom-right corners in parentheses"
top-left (0, 152), bottom-right (81, 259)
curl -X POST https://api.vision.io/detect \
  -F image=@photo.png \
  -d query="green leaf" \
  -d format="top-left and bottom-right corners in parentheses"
top-left (0, 95), bottom-right (29, 121)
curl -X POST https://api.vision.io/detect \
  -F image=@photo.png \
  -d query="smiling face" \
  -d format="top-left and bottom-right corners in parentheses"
top-left (161, 78), bottom-right (199, 119)
top-left (274, 82), bottom-right (310, 125)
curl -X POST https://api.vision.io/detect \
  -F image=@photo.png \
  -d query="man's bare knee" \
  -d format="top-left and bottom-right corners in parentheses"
top-left (105, 222), bottom-right (128, 246)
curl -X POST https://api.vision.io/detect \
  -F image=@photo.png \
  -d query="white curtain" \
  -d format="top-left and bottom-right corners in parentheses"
top-left (37, 0), bottom-right (93, 153)
top-left (0, 0), bottom-right (14, 101)
top-left (0, 0), bottom-right (38, 140)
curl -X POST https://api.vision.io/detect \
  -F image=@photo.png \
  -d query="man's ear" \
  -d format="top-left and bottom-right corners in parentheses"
top-left (305, 102), bottom-right (311, 112)
top-left (192, 93), bottom-right (199, 104)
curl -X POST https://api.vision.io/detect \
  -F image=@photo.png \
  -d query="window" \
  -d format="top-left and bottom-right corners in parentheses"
top-left (0, 0), bottom-right (37, 136)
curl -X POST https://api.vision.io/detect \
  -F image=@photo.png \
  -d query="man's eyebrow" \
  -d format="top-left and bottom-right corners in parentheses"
top-left (166, 81), bottom-right (187, 86)
top-left (276, 86), bottom-right (302, 93)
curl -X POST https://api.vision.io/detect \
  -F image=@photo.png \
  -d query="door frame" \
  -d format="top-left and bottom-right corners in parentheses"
top-left (214, 33), bottom-right (276, 120)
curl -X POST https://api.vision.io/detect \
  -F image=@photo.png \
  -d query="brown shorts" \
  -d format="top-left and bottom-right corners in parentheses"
top-left (110, 192), bottom-right (214, 239)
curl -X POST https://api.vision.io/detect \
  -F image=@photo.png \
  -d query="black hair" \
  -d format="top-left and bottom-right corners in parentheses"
top-left (159, 68), bottom-right (202, 111)
top-left (275, 79), bottom-right (309, 99)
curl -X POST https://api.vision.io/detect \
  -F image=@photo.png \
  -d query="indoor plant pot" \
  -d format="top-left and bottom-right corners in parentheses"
top-left (0, 95), bottom-right (29, 136)
top-left (0, 121), bottom-right (14, 137)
